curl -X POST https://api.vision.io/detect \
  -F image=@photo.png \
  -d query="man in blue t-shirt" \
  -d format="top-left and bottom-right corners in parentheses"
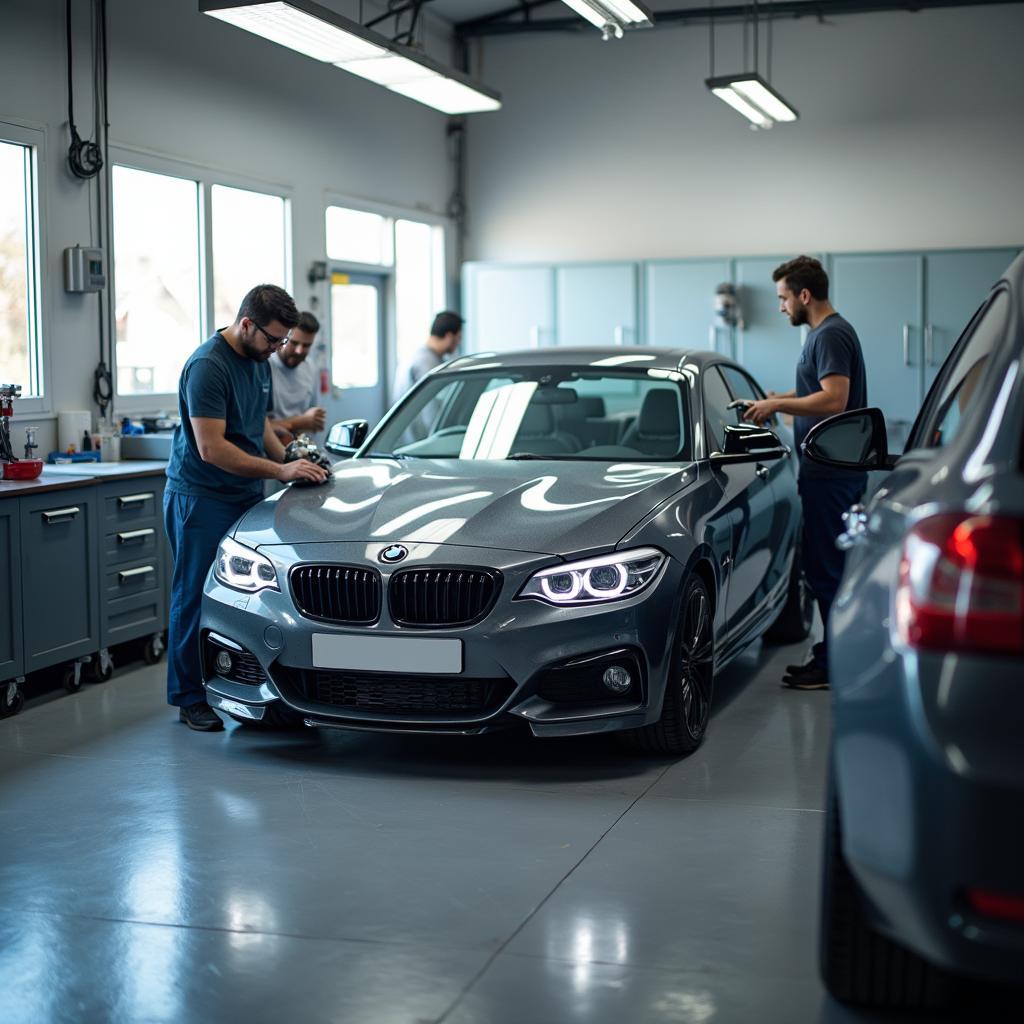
top-left (164, 284), bottom-right (328, 731)
top-left (742, 256), bottom-right (867, 690)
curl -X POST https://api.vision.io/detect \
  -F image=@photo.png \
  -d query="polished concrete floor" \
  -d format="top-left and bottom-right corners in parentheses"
top-left (0, 641), bottom-right (1013, 1024)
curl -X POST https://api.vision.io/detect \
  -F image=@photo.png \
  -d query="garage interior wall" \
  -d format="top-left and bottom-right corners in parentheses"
top-left (1, 0), bottom-right (457, 453)
top-left (463, 5), bottom-right (1024, 262)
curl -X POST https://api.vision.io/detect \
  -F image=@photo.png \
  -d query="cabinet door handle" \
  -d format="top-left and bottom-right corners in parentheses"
top-left (925, 324), bottom-right (937, 367)
top-left (118, 492), bottom-right (154, 507)
top-left (708, 325), bottom-right (717, 352)
top-left (902, 324), bottom-right (912, 366)
top-left (118, 527), bottom-right (155, 544)
top-left (119, 565), bottom-right (155, 583)
top-left (42, 506), bottom-right (80, 523)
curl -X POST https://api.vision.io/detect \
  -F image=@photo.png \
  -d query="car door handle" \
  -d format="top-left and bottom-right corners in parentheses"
top-left (755, 464), bottom-right (769, 480)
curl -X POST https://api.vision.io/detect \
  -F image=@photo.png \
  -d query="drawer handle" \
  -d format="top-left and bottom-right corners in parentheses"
top-left (119, 565), bottom-right (155, 583)
top-left (42, 506), bottom-right (80, 523)
top-left (118, 528), bottom-right (155, 544)
top-left (118, 492), bottom-right (154, 507)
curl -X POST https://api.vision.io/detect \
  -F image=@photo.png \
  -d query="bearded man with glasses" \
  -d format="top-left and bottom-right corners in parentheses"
top-left (164, 284), bottom-right (328, 731)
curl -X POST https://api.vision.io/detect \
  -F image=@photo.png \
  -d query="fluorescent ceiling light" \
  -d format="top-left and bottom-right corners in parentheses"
top-left (706, 73), bottom-right (798, 129)
top-left (200, 0), bottom-right (501, 114)
top-left (559, 0), bottom-right (653, 39)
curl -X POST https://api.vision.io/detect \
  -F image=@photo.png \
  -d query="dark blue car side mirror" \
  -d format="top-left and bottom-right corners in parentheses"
top-left (802, 408), bottom-right (896, 471)
top-left (711, 424), bottom-right (790, 463)
top-left (325, 419), bottom-right (369, 458)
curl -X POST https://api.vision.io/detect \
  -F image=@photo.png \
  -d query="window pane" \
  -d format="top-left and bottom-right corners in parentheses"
top-left (325, 206), bottom-right (393, 265)
top-left (395, 219), bottom-right (446, 371)
top-left (212, 184), bottom-right (288, 328)
top-left (331, 281), bottom-right (379, 388)
top-left (0, 140), bottom-right (38, 395)
top-left (113, 166), bottom-right (202, 396)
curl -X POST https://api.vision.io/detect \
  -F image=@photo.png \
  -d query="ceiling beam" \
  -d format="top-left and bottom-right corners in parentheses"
top-left (456, 0), bottom-right (1023, 38)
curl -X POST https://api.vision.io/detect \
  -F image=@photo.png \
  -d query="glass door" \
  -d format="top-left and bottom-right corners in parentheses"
top-left (328, 271), bottom-right (387, 429)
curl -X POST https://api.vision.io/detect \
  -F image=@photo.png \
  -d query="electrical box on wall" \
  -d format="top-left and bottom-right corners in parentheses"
top-left (64, 245), bottom-right (106, 292)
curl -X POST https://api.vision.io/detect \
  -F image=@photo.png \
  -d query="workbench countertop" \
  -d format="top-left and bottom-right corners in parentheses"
top-left (0, 460), bottom-right (167, 498)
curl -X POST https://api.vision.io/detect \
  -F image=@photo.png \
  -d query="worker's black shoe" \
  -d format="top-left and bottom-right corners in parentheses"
top-left (784, 658), bottom-right (817, 677)
top-left (781, 666), bottom-right (829, 690)
top-left (179, 701), bottom-right (225, 731)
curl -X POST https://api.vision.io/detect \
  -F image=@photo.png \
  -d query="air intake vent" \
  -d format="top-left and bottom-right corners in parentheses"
top-left (388, 568), bottom-right (500, 627)
top-left (290, 564), bottom-right (382, 624)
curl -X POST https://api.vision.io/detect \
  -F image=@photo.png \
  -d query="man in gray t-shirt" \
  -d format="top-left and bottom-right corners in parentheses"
top-left (269, 310), bottom-right (325, 441)
top-left (391, 310), bottom-right (463, 405)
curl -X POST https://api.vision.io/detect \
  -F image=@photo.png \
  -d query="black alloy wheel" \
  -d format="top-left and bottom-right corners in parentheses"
top-left (625, 575), bottom-right (714, 756)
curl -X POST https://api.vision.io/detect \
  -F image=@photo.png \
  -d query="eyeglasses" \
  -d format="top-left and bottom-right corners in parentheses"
top-left (253, 321), bottom-right (289, 347)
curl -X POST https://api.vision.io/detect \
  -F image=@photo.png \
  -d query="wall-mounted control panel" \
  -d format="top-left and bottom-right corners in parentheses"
top-left (64, 245), bottom-right (107, 292)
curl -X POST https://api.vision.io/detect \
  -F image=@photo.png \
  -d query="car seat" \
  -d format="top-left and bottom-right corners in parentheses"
top-left (619, 389), bottom-right (683, 457)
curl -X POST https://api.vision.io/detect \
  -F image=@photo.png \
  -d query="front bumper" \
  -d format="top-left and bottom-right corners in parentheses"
top-left (201, 542), bottom-right (683, 738)
top-left (831, 594), bottom-right (1024, 984)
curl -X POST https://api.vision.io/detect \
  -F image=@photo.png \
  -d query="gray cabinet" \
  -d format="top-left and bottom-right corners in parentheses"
top-left (644, 259), bottom-right (731, 353)
top-left (463, 264), bottom-right (555, 352)
top-left (19, 485), bottom-right (99, 674)
top-left (0, 503), bottom-right (23, 682)
top-left (555, 263), bottom-right (637, 347)
top-left (831, 253), bottom-right (923, 448)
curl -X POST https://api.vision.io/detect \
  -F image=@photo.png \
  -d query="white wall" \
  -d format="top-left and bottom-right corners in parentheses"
top-left (464, 6), bottom-right (1024, 262)
top-left (1, 0), bottom-right (457, 449)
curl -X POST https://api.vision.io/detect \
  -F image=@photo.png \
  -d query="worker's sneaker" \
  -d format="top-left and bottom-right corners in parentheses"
top-left (179, 701), bottom-right (225, 731)
top-left (784, 659), bottom-right (817, 677)
top-left (781, 666), bottom-right (829, 690)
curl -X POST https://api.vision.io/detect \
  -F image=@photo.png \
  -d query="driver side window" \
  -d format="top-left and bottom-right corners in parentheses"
top-left (702, 367), bottom-right (735, 453)
top-left (917, 290), bottom-right (1009, 450)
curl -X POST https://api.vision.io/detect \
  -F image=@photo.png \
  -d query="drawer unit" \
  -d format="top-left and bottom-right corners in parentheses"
top-left (0, 503), bottom-right (23, 683)
top-left (96, 476), bottom-right (167, 647)
top-left (19, 485), bottom-right (99, 674)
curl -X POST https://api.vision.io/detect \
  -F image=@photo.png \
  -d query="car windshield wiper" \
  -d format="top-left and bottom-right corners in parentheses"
top-left (362, 450), bottom-right (423, 460)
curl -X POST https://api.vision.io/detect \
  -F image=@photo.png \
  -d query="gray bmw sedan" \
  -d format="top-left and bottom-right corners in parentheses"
top-left (200, 348), bottom-right (811, 754)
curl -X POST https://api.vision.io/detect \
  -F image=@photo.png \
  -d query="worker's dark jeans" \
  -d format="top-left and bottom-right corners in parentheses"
top-left (798, 473), bottom-right (866, 670)
top-left (163, 490), bottom-right (259, 708)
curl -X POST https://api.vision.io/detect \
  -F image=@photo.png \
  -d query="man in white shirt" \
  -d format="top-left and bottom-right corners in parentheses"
top-left (391, 310), bottom-right (463, 406)
top-left (269, 311), bottom-right (326, 441)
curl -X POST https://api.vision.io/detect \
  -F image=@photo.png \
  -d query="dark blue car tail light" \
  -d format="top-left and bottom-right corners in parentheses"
top-left (389, 568), bottom-right (500, 628)
top-left (896, 514), bottom-right (1024, 655)
top-left (965, 887), bottom-right (1024, 924)
top-left (290, 565), bottom-right (382, 624)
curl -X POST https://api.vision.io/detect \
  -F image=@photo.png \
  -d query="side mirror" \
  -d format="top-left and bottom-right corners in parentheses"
top-left (802, 408), bottom-right (896, 471)
top-left (710, 424), bottom-right (790, 464)
top-left (325, 419), bottom-right (369, 458)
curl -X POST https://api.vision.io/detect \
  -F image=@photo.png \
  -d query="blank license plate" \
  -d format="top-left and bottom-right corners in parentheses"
top-left (311, 634), bottom-right (463, 674)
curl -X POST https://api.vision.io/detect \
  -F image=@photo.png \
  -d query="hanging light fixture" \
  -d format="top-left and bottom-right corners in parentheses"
top-left (558, 0), bottom-right (653, 41)
top-left (705, 1), bottom-right (797, 129)
top-left (200, 1), bottom-right (501, 114)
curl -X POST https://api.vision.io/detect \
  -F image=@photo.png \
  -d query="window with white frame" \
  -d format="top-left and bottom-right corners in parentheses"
top-left (0, 137), bottom-right (42, 397)
top-left (325, 204), bottom-right (447, 394)
top-left (112, 165), bottom-right (203, 396)
top-left (212, 184), bottom-right (288, 328)
top-left (325, 206), bottom-right (394, 266)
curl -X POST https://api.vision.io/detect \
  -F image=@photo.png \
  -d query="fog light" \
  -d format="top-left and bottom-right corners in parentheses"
top-left (602, 665), bottom-right (632, 694)
top-left (215, 650), bottom-right (234, 675)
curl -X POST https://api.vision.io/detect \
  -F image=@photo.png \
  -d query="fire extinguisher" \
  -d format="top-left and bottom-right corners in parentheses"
top-left (317, 341), bottom-right (330, 395)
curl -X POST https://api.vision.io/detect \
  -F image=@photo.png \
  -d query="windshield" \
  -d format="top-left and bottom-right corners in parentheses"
top-left (367, 367), bottom-right (691, 461)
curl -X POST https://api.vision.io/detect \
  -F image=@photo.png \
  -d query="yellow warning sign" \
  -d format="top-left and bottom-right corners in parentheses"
top-left (331, 272), bottom-right (350, 285)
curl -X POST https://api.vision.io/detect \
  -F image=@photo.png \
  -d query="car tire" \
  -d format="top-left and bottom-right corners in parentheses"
top-left (227, 704), bottom-right (306, 730)
top-left (820, 769), bottom-right (951, 1010)
top-left (763, 543), bottom-right (813, 645)
top-left (623, 575), bottom-right (713, 757)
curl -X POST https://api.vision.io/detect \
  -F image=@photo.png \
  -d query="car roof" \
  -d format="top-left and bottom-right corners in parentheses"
top-left (441, 346), bottom-right (728, 375)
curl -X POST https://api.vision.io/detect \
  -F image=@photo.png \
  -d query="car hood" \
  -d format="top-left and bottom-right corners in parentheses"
top-left (236, 457), bottom-right (697, 557)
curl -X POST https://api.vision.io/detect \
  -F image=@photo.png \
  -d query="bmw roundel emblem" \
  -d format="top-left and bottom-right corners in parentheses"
top-left (379, 544), bottom-right (408, 564)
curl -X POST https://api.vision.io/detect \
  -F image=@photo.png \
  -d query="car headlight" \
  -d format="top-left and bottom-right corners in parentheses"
top-left (519, 547), bottom-right (665, 606)
top-left (213, 537), bottom-right (279, 593)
